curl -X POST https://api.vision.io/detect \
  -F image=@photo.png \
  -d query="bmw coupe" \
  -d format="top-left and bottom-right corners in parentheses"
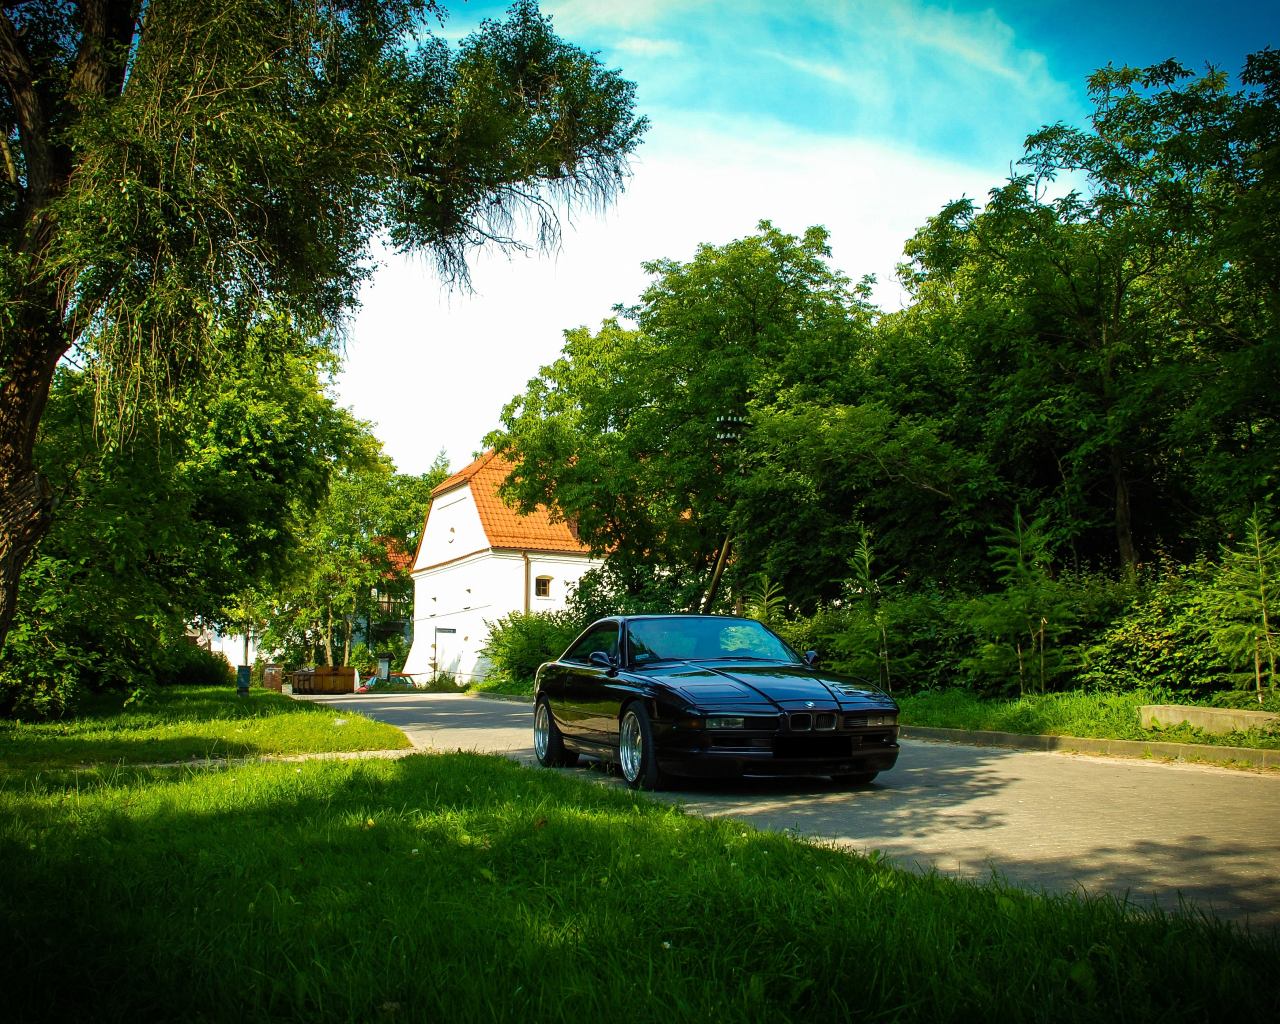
top-left (532, 614), bottom-right (900, 790)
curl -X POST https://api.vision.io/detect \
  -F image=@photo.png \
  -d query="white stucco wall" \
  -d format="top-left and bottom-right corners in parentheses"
top-left (402, 548), bottom-right (601, 683)
top-left (412, 485), bottom-right (489, 571)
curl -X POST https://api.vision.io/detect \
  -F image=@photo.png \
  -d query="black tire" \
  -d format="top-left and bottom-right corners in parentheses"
top-left (534, 698), bottom-right (579, 768)
top-left (832, 770), bottom-right (879, 787)
top-left (618, 701), bottom-right (670, 791)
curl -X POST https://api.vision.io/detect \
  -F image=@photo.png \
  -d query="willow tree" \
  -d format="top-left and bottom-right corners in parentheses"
top-left (0, 0), bottom-right (645, 650)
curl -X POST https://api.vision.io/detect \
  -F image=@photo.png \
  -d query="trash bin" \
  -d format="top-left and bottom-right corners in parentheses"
top-left (236, 665), bottom-right (251, 695)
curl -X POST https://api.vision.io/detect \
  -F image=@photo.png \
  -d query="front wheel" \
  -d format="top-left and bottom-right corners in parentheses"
top-left (618, 702), bottom-right (670, 791)
top-left (534, 698), bottom-right (579, 768)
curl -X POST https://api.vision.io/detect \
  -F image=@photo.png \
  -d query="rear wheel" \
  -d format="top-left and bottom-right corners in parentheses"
top-left (534, 698), bottom-right (579, 768)
top-left (832, 770), bottom-right (879, 787)
top-left (619, 702), bottom-right (669, 791)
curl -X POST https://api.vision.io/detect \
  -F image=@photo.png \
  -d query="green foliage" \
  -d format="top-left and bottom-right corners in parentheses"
top-left (480, 610), bottom-right (584, 691)
top-left (565, 561), bottom-right (698, 621)
top-left (0, 346), bottom-right (366, 715)
top-left (2, 752), bottom-right (1278, 1021)
top-left (1078, 561), bottom-right (1225, 696)
top-left (743, 575), bottom-right (787, 624)
top-left (258, 453), bottom-right (447, 670)
top-left (489, 221), bottom-right (874, 597)
top-left (897, 688), bottom-right (1280, 749)
top-left (1203, 511), bottom-right (1280, 698)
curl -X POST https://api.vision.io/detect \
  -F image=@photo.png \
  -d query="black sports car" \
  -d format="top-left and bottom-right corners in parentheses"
top-left (532, 614), bottom-right (900, 790)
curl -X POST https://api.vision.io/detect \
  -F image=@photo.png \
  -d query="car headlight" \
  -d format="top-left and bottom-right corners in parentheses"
top-left (705, 716), bottom-right (745, 729)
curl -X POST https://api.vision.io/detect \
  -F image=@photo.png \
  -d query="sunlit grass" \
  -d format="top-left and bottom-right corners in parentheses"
top-left (0, 685), bottom-right (409, 768)
top-left (1, 751), bottom-right (1275, 1022)
top-left (898, 689), bottom-right (1280, 748)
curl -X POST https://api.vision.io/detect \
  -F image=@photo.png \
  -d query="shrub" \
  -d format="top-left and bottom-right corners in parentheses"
top-left (1077, 561), bottom-right (1225, 698)
top-left (156, 643), bottom-right (237, 688)
top-left (481, 610), bottom-right (584, 691)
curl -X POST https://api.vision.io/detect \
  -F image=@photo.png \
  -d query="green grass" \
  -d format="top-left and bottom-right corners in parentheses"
top-left (1, 751), bottom-right (1276, 1023)
top-left (897, 689), bottom-right (1280, 749)
top-left (0, 685), bottom-right (409, 768)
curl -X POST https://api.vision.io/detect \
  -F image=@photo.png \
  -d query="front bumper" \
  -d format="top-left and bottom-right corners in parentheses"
top-left (657, 738), bottom-right (900, 779)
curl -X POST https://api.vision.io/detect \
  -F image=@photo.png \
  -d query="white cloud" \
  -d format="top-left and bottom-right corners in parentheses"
top-left (614, 36), bottom-right (685, 58)
top-left (337, 114), bottom-right (1004, 476)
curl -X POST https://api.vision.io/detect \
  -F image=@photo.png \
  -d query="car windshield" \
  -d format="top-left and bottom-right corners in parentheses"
top-left (627, 617), bottom-right (799, 666)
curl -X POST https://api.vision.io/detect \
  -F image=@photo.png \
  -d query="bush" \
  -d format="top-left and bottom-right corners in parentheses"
top-left (480, 610), bottom-right (584, 692)
top-left (1077, 562), bottom-right (1226, 698)
top-left (156, 642), bottom-right (236, 688)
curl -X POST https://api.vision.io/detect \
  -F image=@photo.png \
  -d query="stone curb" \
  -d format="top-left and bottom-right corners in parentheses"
top-left (900, 726), bottom-right (1280, 767)
top-left (470, 691), bottom-right (535, 704)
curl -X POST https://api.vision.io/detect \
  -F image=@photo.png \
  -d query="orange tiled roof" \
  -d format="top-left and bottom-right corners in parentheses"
top-left (431, 451), bottom-right (589, 554)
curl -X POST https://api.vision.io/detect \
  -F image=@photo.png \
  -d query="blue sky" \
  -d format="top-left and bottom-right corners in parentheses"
top-left (459, 1), bottom-right (1277, 162)
top-left (338, 1), bottom-right (1278, 475)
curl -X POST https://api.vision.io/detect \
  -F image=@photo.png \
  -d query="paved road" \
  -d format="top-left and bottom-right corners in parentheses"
top-left (314, 692), bottom-right (1280, 926)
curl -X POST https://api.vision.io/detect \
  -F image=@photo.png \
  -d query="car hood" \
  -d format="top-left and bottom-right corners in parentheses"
top-left (648, 662), bottom-right (896, 712)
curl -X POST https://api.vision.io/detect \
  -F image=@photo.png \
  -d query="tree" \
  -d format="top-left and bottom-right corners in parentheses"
top-left (490, 221), bottom-right (870, 610)
top-left (0, 330), bottom-right (368, 712)
top-left (1205, 510), bottom-right (1280, 702)
top-left (0, 0), bottom-right (646, 651)
top-left (966, 509), bottom-right (1076, 696)
top-left (256, 456), bottom-right (446, 668)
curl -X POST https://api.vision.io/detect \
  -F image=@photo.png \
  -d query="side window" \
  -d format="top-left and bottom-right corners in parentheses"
top-left (565, 623), bottom-right (620, 664)
top-left (535, 576), bottom-right (552, 598)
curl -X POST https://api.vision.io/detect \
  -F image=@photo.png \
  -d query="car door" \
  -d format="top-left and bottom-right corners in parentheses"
top-left (560, 621), bottom-right (622, 747)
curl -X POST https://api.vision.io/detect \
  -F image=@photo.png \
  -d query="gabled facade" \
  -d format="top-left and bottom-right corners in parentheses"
top-left (401, 452), bottom-right (601, 683)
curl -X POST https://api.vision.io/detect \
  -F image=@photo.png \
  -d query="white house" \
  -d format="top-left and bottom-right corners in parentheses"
top-left (401, 451), bottom-right (602, 684)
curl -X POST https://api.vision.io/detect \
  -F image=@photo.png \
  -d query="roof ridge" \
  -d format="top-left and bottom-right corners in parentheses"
top-left (430, 449), bottom-right (498, 498)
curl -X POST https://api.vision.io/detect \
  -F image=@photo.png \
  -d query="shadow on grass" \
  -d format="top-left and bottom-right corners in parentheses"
top-left (2, 752), bottom-right (1278, 1023)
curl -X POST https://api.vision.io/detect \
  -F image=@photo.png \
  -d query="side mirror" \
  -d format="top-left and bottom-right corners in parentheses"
top-left (804, 650), bottom-right (819, 669)
top-left (588, 650), bottom-right (617, 674)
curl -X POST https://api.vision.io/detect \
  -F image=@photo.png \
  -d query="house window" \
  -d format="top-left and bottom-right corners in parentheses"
top-left (535, 576), bottom-right (552, 598)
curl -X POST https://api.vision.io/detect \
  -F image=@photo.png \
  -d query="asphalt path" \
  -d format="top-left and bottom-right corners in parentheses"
top-left (312, 691), bottom-right (1280, 926)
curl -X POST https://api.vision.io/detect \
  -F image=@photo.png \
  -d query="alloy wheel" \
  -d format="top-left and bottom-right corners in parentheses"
top-left (534, 702), bottom-right (550, 761)
top-left (619, 709), bottom-right (643, 782)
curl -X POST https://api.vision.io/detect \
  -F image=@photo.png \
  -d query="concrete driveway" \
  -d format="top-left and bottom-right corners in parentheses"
top-left (314, 691), bottom-right (1280, 926)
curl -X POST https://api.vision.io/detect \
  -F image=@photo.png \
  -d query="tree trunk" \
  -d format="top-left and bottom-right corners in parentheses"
top-left (0, 335), bottom-right (65, 654)
top-left (0, 1), bottom-right (143, 656)
top-left (1016, 643), bottom-right (1025, 697)
top-left (701, 535), bottom-right (733, 613)
top-left (324, 603), bottom-right (334, 667)
top-left (1109, 448), bottom-right (1138, 575)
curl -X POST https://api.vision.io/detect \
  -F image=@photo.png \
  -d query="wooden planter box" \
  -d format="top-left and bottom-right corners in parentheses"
top-left (290, 666), bottom-right (356, 695)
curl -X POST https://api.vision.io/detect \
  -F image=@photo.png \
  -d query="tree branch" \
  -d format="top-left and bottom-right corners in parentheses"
top-left (71, 1), bottom-right (141, 106)
top-left (0, 9), bottom-right (57, 233)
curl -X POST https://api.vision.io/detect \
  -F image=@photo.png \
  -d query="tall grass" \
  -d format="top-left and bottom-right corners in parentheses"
top-left (1, 752), bottom-right (1276, 1022)
top-left (0, 686), bottom-right (408, 767)
top-left (898, 689), bottom-right (1280, 748)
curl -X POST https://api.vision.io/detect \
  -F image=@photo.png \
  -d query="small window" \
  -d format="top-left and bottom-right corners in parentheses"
top-left (535, 575), bottom-right (552, 598)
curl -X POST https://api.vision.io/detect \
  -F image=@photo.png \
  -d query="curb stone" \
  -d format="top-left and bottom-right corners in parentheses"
top-left (900, 725), bottom-right (1280, 768)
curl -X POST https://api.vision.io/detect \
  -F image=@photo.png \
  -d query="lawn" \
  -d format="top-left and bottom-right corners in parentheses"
top-left (1, 748), bottom-right (1277, 1022)
top-left (0, 685), bottom-right (409, 768)
top-left (897, 689), bottom-right (1280, 749)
